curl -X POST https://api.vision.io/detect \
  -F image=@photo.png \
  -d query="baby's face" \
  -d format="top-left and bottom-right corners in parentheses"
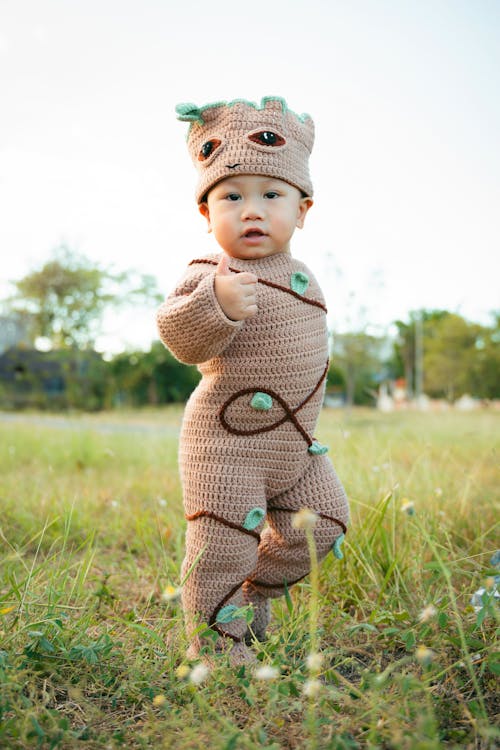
top-left (199, 175), bottom-right (312, 260)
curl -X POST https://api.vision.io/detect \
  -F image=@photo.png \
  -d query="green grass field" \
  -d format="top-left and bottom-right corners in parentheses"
top-left (0, 408), bottom-right (498, 749)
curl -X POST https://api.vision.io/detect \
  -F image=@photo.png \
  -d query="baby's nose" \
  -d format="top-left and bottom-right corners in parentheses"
top-left (241, 199), bottom-right (264, 220)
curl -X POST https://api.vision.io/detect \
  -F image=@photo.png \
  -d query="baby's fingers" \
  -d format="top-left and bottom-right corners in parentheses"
top-left (237, 272), bottom-right (258, 286)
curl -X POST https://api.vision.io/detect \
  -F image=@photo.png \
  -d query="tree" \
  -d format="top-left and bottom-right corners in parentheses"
top-left (109, 342), bottom-right (200, 406)
top-left (422, 313), bottom-right (482, 401)
top-left (465, 311), bottom-right (500, 400)
top-left (331, 330), bottom-right (385, 406)
top-left (10, 245), bottom-right (162, 350)
top-left (392, 310), bottom-right (449, 398)
top-left (392, 310), bottom-right (500, 402)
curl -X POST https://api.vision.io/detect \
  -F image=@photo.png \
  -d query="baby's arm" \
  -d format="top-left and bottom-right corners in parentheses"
top-left (157, 258), bottom-right (249, 364)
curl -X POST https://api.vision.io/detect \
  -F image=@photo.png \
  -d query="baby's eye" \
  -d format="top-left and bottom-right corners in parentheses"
top-left (225, 193), bottom-right (241, 201)
top-left (264, 191), bottom-right (279, 199)
top-left (198, 138), bottom-right (222, 161)
top-left (248, 131), bottom-right (286, 147)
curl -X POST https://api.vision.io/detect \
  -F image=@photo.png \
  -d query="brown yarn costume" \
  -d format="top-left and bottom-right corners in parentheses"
top-left (157, 251), bottom-right (349, 657)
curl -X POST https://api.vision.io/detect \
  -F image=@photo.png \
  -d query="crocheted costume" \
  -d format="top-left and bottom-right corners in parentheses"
top-left (157, 251), bottom-right (349, 659)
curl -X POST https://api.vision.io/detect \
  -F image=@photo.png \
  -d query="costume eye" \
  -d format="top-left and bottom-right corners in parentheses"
top-left (198, 139), bottom-right (222, 161)
top-left (248, 131), bottom-right (286, 147)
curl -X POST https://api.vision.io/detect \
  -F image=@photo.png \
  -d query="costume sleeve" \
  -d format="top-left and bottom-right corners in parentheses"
top-left (156, 264), bottom-right (243, 364)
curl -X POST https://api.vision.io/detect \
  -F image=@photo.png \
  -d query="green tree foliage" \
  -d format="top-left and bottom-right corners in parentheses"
top-left (392, 311), bottom-right (448, 397)
top-left (109, 343), bottom-right (200, 406)
top-left (392, 310), bottom-right (500, 401)
top-left (423, 312), bottom-right (481, 400)
top-left (10, 245), bottom-right (161, 350)
top-left (470, 312), bottom-right (500, 399)
top-left (331, 331), bottom-right (384, 406)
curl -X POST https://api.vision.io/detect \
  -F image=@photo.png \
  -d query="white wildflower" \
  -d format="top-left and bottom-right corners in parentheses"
top-left (189, 663), bottom-right (210, 685)
top-left (292, 508), bottom-right (318, 530)
top-left (303, 678), bottom-right (322, 697)
top-left (401, 499), bottom-right (415, 515)
top-left (418, 604), bottom-right (437, 623)
top-left (255, 665), bottom-right (279, 681)
top-left (161, 585), bottom-right (182, 602)
top-left (306, 652), bottom-right (324, 672)
top-left (415, 646), bottom-right (434, 666)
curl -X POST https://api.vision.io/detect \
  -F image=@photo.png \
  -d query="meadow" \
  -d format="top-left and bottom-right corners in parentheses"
top-left (0, 407), bottom-right (498, 749)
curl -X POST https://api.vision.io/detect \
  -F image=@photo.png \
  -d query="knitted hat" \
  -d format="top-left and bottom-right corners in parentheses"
top-left (176, 97), bottom-right (315, 203)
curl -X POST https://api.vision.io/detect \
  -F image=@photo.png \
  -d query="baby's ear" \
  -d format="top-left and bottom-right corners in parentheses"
top-left (296, 197), bottom-right (313, 229)
top-left (199, 202), bottom-right (212, 231)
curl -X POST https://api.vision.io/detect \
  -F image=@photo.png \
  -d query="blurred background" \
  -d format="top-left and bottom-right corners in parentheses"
top-left (1, 0), bottom-right (499, 411)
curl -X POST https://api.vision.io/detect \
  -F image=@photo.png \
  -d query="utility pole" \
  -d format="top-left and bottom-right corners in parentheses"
top-left (414, 310), bottom-right (424, 407)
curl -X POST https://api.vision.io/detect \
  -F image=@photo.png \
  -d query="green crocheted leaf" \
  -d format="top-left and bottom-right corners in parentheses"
top-left (175, 102), bottom-right (204, 123)
top-left (216, 604), bottom-right (253, 624)
top-left (290, 271), bottom-right (309, 295)
top-left (308, 440), bottom-right (329, 455)
top-left (250, 392), bottom-right (273, 411)
top-left (332, 533), bottom-right (345, 560)
top-left (243, 507), bottom-right (266, 531)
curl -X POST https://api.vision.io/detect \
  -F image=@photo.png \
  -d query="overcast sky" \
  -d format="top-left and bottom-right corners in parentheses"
top-left (1, 0), bottom-right (499, 352)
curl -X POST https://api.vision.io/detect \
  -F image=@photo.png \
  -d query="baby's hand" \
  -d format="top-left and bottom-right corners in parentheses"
top-left (214, 254), bottom-right (258, 321)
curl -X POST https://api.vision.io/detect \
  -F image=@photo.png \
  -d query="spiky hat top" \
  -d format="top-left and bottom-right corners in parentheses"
top-left (176, 97), bottom-right (315, 203)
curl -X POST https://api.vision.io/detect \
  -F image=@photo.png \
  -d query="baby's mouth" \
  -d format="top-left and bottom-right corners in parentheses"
top-left (243, 228), bottom-right (266, 238)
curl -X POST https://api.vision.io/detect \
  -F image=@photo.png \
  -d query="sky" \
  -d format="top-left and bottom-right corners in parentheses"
top-left (1, 0), bottom-right (499, 352)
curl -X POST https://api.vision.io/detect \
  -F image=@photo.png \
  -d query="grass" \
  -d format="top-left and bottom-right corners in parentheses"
top-left (0, 407), bottom-right (498, 749)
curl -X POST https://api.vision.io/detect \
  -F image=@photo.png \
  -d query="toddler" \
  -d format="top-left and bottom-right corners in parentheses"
top-left (157, 97), bottom-right (349, 665)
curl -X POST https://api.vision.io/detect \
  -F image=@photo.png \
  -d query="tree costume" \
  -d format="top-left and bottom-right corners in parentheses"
top-left (157, 98), bottom-right (349, 661)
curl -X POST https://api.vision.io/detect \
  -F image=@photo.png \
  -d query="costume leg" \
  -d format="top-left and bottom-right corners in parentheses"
top-left (181, 493), bottom-right (265, 662)
top-left (242, 455), bottom-right (349, 630)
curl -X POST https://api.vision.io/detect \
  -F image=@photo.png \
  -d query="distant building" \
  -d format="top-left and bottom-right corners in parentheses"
top-left (0, 346), bottom-right (107, 410)
top-left (0, 312), bottom-right (32, 354)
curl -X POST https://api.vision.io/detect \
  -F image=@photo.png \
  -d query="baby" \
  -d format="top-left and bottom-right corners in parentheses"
top-left (157, 97), bottom-right (349, 665)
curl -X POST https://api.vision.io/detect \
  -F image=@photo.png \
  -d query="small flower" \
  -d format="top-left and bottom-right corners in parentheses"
top-left (255, 665), bottom-right (279, 681)
top-left (372, 465), bottom-right (380, 473)
top-left (415, 645), bottom-right (434, 666)
top-left (401, 499), bottom-right (415, 516)
top-left (292, 508), bottom-right (318, 530)
top-left (161, 585), bottom-right (182, 602)
top-left (418, 604), bottom-right (437, 623)
top-left (306, 652), bottom-right (324, 672)
top-left (158, 498), bottom-right (168, 507)
top-left (110, 500), bottom-right (119, 509)
top-left (175, 664), bottom-right (190, 680)
top-left (343, 431), bottom-right (351, 439)
top-left (0, 606), bottom-right (15, 615)
top-left (189, 663), bottom-right (210, 685)
top-left (303, 678), bottom-right (322, 697)
top-left (152, 694), bottom-right (166, 706)
top-left (435, 487), bottom-right (443, 497)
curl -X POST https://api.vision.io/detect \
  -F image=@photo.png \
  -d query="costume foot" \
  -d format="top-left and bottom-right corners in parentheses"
top-left (186, 638), bottom-right (256, 667)
top-left (228, 642), bottom-right (257, 666)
